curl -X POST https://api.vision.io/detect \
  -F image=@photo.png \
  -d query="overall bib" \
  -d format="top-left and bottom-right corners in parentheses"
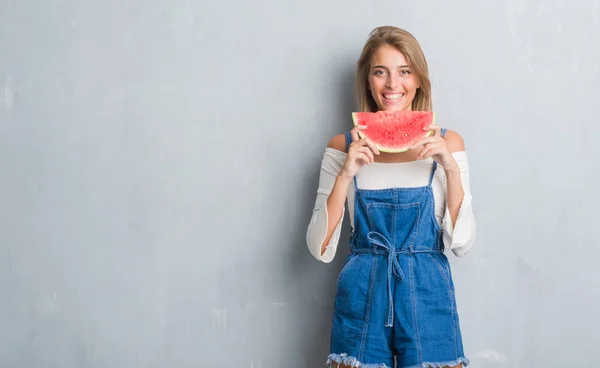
top-left (328, 130), bottom-right (468, 368)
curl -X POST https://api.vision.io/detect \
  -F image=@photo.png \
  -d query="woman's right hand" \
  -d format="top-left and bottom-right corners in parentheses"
top-left (339, 125), bottom-right (380, 179)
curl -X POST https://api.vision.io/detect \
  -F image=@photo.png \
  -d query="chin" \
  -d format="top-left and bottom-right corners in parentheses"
top-left (379, 104), bottom-right (410, 112)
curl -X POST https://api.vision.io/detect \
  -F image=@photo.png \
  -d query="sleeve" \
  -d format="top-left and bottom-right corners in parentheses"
top-left (306, 149), bottom-right (347, 263)
top-left (441, 151), bottom-right (476, 257)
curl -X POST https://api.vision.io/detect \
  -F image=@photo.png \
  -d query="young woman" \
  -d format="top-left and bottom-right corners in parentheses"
top-left (306, 26), bottom-right (476, 368)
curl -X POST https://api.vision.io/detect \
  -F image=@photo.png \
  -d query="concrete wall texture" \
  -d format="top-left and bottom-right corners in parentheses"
top-left (1, 0), bottom-right (599, 366)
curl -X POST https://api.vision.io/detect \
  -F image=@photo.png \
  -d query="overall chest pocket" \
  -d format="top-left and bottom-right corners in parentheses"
top-left (366, 202), bottom-right (421, 249)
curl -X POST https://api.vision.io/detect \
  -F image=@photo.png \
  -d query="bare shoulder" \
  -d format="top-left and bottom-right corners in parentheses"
top-left (443, 129), bottom-right (465, 153)
top-left (327, 133), bottom-right (348, 153)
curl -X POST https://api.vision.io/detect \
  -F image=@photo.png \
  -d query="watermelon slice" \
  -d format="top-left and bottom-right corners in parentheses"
top-left (351, 110), bottom-right (436, 153)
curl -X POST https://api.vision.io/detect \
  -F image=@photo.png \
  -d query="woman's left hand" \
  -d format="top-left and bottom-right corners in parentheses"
top-left (409, 125), bottom-right (456, 169)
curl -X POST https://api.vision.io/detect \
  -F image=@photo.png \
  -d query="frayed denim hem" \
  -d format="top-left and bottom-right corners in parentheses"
top-left (405, 356), bottom-right (470, 368)
top-left (326, 353), bottom-right (391, 368)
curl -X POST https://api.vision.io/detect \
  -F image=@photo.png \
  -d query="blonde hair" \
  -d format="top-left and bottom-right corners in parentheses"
top-left (355, 26), bottom-right (432, 112)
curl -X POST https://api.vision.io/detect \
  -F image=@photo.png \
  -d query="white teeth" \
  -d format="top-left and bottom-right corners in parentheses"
top-left (384, 93), bottom-right (404, 100)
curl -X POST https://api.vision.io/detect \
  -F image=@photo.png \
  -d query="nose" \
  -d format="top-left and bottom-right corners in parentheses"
top-left (386, 73), bottom-right (399, 89)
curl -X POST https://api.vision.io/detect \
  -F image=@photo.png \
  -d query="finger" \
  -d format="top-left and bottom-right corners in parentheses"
top-left (417, 142), bottom-right (437, 159)
top-left (418, 142), bottom-right (441, 159)
top-left (350, 137), bottom-right (377, 152)
top-left (366, 147), bottom-right (375, 162)
top-left (410, 136), bottom-right (440, 149)
top-left (350, 137), bottom-right (379, 156)
top-left (422, 143), bottom-right (448, 159)
top-left (350, 138), bottom-right (368, 148)
top-left (348, 145), bottom-right (367, 160)
top-left (351, 124), bottom-right (367, 141)
top-left (356, 146), bottom-right (375, 163)
top-left (417, 145), bottom-right (428, 159)
top-left (417, 142), bottom-right (443, 160)
top-left (424, 124), bottom-right (440, 136)
top-left (364, 138), bottom-right (380, 155)
top-left (355, 152), bottom-right (371, 165)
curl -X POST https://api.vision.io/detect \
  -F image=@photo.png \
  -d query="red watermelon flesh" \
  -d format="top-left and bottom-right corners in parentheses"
top-left (352, 110), bottom-right (436, 153)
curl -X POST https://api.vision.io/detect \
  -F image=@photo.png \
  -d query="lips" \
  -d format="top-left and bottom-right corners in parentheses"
top-left (382, 93), bottom-right (405, 102)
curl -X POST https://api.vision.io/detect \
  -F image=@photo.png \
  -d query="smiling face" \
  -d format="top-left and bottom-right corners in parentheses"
top-left (367, 44), bottom-right (421, 112)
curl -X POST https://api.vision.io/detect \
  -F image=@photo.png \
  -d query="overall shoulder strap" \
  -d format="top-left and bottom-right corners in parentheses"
top-left (343, 131), bottom-right (352, 152)
top-left (342, 131), bottom-right (359, 189)
top-left (428, 161), bottom-right (438, 186)
top-left (428, 128), bottom-right (446, 186)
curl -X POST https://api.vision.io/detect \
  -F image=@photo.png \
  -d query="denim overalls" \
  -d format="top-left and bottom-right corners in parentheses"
top-left (327, 130), bottom-right (469, 368)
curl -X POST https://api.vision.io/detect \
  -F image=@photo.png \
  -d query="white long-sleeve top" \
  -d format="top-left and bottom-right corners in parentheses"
top-left (306, 148), bottom-right (476, 263)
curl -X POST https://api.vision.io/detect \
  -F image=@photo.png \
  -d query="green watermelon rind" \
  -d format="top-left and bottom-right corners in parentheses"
top-left (351, 111), bottom-right (436, 153)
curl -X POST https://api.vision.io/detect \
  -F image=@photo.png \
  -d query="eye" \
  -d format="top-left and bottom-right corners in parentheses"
top-left (372, 69), bottom-right (387, 76)
top-left (400, 69), bottom-right (411, 75)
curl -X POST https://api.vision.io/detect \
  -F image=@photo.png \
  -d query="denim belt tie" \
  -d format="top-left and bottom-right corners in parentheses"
top-left (351, 231), bottom-right (443, 327)
top-left (352, 231), bottom-right (404, 327)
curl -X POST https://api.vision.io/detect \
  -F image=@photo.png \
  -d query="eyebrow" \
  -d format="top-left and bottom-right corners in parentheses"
top-left (372, 65), bottom-right (411, 69)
